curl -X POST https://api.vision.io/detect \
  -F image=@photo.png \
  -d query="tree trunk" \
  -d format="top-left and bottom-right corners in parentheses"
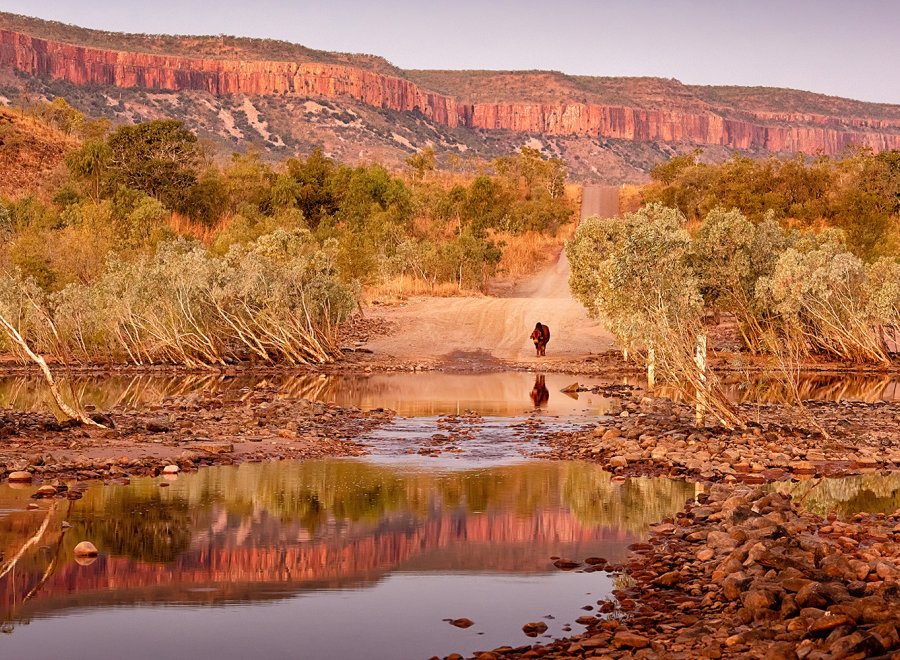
top-left (0, 314), bottom-right (105, 428)
top-left (694, 332), bottom-right (707, 426)
top-left (646, 346), bottom-right (656, 392)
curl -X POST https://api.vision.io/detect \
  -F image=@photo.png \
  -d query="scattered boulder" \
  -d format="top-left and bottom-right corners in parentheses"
top-left (73, 541), bottom-right (99, 557)
top-left (612, 631), bottom-right (650, 649)
top-left (145, 417), bottom-right (174, 433)
top-left (523, 621), bottom-right (548, 636)
top-left (608, 456), bottom-right (628, 468)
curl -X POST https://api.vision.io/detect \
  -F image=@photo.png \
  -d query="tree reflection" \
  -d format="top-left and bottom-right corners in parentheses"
top-left (71, 488), bottom-right (194, 563)
top-left (774, 473), bottom-right (900, 518)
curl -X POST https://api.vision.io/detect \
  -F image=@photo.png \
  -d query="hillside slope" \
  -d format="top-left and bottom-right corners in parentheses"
top-left (0, 105), bottom-right (75, 198)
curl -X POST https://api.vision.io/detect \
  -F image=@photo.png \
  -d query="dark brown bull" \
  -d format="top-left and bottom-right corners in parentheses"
top-left (530, 322), bottom-right (550, 357)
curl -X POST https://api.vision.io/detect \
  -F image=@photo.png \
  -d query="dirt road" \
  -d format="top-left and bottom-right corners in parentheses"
top-left (364, 186), bottom-right (618, 365)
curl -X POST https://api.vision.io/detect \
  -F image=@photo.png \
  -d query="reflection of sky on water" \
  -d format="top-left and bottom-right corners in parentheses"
top-left (2, 572), bottom-right (611, 660)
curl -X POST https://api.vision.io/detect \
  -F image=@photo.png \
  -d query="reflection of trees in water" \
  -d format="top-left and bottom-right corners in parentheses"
top-left (0, 461), bottom-right (698, 630)
top-left (0, 461), bottom-right (696, 575)
top-left (71, 487), bottom-right (195, 563)
top-left (1, 371), bottom-right (895, 416)
top-left (656, 373), bottom-right (898, 404)
top-left (561, 463), bottom-right (695, 533)
top-left (0, 373), bottom-right (374, 413)
top-left (154, 461), bottom-right (694, 537)
top-left (774, 473), bottom-right (900, 517)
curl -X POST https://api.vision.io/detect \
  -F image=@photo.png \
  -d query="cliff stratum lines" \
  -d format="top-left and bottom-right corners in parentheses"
top-left (2, 12), bottom-right (899, 180)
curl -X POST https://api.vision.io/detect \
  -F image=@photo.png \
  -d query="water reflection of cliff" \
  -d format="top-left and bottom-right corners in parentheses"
top-left (0, 461), bottom-right (693, 624)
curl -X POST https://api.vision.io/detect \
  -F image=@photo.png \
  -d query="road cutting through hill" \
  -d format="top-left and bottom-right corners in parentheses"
top-left (364, 185), bottom-right (619, 365)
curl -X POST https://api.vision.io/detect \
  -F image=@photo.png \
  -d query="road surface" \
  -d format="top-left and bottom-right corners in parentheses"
top-left (365, 185), bottom-right (618, 364)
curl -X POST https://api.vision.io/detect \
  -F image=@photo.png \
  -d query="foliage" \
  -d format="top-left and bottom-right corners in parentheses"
top-left (571, 201), bottom-right (900, 372)
top-left (0, 113), bottom-right (575, 364)
top-left (568, 203), bottom-right (702, 354)
top-left (105, 119), bottom-right (202, 211)
top-left (644, 150), bottom-right (900, 260)
top-left (756, 242), bottom-right (898, 364)
top-left (0, 231), bottom-right (356, 367)
top-left (566, 204), bottom-right (741, 425)
top-left (692, 209), bottom-right (793, 350)
top-left (40, 97), bottom-right (84, 135)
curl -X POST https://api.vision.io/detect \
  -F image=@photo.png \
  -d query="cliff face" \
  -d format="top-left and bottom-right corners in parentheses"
top-left (3, 27), bottom-right (900, 156)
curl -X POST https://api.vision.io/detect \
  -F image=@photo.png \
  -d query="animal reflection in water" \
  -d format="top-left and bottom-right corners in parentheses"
top-left (530, 322), bottom-right (550, 357)
top-left (530, 375), bottom-right (550, 408)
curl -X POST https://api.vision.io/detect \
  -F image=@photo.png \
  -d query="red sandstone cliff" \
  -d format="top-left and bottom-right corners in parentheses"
top-left (2, 26), bottom-right (899, 156)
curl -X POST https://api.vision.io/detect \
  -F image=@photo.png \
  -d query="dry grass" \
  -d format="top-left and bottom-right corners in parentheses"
top-left (0, 107), bottom-right (77, 199)
top-left (494, 230), bottom-right (569, 281)
top-left (620, 185), bottom-right (643, 213)
top-left (167, 213), bottom-right (224, 243)
top-left (363, 277), bottom-right (482, 302)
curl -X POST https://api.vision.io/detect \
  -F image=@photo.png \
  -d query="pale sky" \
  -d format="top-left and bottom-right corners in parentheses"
top-left (2, 0), bottom-right (899, 104)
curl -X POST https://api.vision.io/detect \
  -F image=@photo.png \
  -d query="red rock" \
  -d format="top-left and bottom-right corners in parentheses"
top-left (73, 541), bottom-right (98, 557)
top-left (807, 614), bottom-right (854, 636)
top-left (2, 28), bottom-right (899, 157)
top-left (612, 631), bottom-right (650, 649)
top-left (652, 570), bottom-right (682, 587)
top-left (522, 621), bottom-right (548, 636)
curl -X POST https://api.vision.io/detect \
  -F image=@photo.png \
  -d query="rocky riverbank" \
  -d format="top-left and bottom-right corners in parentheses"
top-left (0, 383), bottom-right (393, 482)
top-left (537, 385), bottom-right (900, 482)
top-left (450, 484), bottom-right (900, 659)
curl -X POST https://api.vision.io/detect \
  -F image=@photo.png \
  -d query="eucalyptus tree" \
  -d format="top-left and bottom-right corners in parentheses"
top-left (567, 203), bottom-right (738, 426)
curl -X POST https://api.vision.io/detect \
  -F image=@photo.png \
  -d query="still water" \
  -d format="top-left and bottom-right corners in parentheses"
top-left (0, 370), bottom-right (897, 419)
top-left (775, 472), bottom-right (900, 519)
top-left (1, 369), bottom-right (896, 658)
top-left (0, 460), bottom-right (695, 659)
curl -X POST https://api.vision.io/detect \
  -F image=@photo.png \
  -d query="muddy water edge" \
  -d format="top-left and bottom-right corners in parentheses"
top-left (0, 368), bottom-right (899, 659)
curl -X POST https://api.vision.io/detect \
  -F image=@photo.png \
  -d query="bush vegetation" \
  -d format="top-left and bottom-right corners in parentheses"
top-left (568, 202), bottom-right (900, 426)
top-left (643, 150), bottom-right (900, 260)
top-left (0, 102), bottom-right (575, 366)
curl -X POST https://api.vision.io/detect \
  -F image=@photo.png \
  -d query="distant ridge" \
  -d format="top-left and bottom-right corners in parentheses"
top-left (2, 12), bottom-right (898, 182)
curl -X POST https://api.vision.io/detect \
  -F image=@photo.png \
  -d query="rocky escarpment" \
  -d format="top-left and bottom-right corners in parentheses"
top-left (3, 26), bottom-right (900, 157)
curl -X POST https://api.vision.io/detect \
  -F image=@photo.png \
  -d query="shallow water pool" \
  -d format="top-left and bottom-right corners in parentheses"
top-left (0, 459), bottom-right (695, 659)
